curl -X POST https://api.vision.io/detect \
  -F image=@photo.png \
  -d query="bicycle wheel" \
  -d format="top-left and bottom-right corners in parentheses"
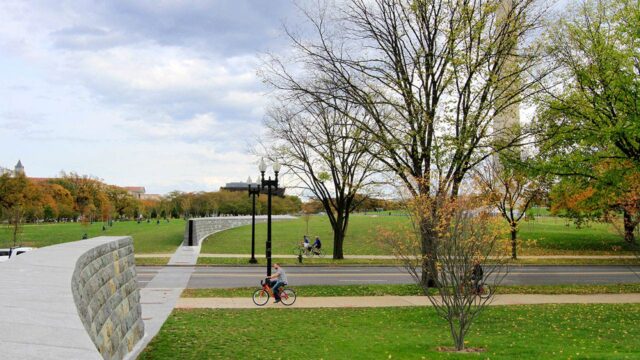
top-left (316, 248), bottom-right (326, 258)
top-left (280, 288), bottom-right (297, 306)
top-left (479, 285), bottom-right (492, 300)
top-left (252, 288), bottom-right (270, 306)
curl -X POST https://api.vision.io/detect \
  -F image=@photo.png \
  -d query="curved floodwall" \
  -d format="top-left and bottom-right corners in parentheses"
top-left (0, 236), bottom-right (144, 360)
top-left (183, 215), bottom-right (296, 246)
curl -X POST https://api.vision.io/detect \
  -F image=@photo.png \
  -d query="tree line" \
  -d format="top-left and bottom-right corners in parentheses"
top-left (0, 172), bottom-right (304, 244)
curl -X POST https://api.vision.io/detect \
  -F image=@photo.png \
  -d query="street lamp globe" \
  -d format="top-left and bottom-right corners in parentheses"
top-left (273, 160), bottom-right (281, 173)
top-left (259, 158), bottom-right (267, 173)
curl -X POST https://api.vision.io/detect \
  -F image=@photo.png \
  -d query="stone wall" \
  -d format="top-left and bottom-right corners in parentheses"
top-left (183, 215), bottom-right (296, 246)
top-left (0, 236), bottom-right (144, 360)
top-left (72, 237), bottom-right (144, 360)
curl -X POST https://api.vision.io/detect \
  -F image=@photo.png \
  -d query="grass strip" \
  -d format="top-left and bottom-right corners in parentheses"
top-left (135, 257), bottom-right (170, 266)
top-left (181, 283), bottom-right (640, 298)
top-left (196, 257), bottom-right (404, 265)
top-left (196, 256), bottom-right (638, 266)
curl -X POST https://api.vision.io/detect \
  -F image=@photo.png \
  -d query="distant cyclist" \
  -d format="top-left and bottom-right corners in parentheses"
top-left (311, 236), bottom-right (322, 255)
top-left (302, 235), bottom-right (311, 251)
top-left (471, 259), bottom-right (484, 294)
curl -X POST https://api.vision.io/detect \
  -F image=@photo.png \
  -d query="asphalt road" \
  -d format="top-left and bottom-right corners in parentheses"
top-left (136, 265), bottom-right (640, 289)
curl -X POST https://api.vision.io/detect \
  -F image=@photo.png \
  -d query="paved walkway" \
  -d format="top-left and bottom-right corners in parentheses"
top-left (136, 253), bottom-right (638, 259)
top-left (125, 245), bottom-right (201, 360)
top-left (177, 293), bottom-right (640, 309)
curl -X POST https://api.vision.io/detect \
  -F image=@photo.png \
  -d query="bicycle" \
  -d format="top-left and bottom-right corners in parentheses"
top-left (459, 279), bottom-right (492, 300)
top-left (308, 245), bottom-right (325, 258)
top-left (292, 244), bottom-right (325, 258)
top-left (293, 244), bottom-right (312, 257)
top-left (252, 278), bottom-right (297, 306)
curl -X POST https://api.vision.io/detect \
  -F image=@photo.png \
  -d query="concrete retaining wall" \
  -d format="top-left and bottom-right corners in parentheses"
top-left (0, 236), bottom-right (144, 360)
top-left (72, 237), bottom-right (144, 360)
top-left (183, 215), bottom-right (296, 246)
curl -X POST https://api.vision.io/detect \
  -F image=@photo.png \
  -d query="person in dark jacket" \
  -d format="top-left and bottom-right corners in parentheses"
top-left (471, 260), bottom-right (484, 294)
top-left (312, 236), bottom-right (322, 255)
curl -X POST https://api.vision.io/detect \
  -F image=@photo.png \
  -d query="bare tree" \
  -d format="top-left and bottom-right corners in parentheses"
top-left (473, 156), bottom-right (542, 259)
top-left (264, 0), bottom-right (548, 285)
top-left (383, 196), bottom-right (507, 351)
top-left (264, 98), bottom-right (379, 259)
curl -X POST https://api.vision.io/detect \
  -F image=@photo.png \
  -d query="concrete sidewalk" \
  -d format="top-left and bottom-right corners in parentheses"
top-left (177, 293), bottom-right (640, 309)
top-left (126, 245), bottom-right (202, 359)
top-left (136, 253), bottom-right (638, 260)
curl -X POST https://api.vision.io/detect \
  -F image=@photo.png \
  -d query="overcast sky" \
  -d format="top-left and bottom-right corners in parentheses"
top-left (0, 0), bottom-right (302, 194)
top-left (0, 0), bottom-right (571, 195)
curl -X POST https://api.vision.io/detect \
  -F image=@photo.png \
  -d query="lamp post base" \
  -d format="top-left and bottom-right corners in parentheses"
top-left (249, 258), bottom-right (258, 264)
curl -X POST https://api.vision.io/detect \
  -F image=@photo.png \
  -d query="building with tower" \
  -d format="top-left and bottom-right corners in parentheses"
top-left (14, 160), bottom-right (25, 175)
top-left (0, 160), bottom-right (26, 177)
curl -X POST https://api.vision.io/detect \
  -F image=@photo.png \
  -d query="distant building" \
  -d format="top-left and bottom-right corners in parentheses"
top-left (122, 186), bottom-right (162, 201)
top-left (14, 160), bottom-right (25, 175)
top-left (0, 160), bottom-right (25, 177)
top-left (1, 160), bottom-right (163, 200)
top-left (221, 177), bottom-right (286, 197)
top-left (123, 186), bottom-right (146, 199)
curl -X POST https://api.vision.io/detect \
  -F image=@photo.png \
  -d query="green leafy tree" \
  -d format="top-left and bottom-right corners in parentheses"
top-left (536, 0), bottom-right (640, 244)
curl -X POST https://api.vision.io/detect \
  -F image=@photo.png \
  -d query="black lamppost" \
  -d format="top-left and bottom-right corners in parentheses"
top-left (259, 158), bottom-right (281, 276)
top-left (248, 180), bottom-right (260, 264)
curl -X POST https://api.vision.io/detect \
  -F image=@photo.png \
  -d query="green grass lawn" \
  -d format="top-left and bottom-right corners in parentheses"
top-left (139, 304), bottom-right (640, 359)
top-left (201, 214), bottom-right (632, 255)
top-left (181, 283), bottom-right (640, 298)
top-left (0, 220), bottom-right (186, 254)
top-left (519, 217), bottom-right (630, 254)
top-left (200, 214), bottom-right (409, 255)
top-left (3, 214), bottom-right (633, 257)
top-left (196, 257), bottom-right (404, 265)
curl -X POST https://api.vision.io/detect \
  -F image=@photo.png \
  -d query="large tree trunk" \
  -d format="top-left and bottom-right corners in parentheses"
top-left (420, 217), bottom-right (438, 288)
top-left (511, 224), bottom-right (518, 259)
top-left (623, 210), bottom-right (637, 245)
top-left (332, 213), bottom-right (346, 259)
top-left (332, 229), bottom-right (345, 259)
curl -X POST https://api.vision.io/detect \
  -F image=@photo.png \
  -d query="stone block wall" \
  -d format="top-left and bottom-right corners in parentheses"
top-left (0, 236), bottom-right (144, 360)
top-left (183, 215), bottom-right (296, 246)
top-left (71, 237), bottom-right (144, 360)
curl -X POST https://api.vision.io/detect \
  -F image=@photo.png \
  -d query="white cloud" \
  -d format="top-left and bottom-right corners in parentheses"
top-left (0, 0), bottom-right (294, 194)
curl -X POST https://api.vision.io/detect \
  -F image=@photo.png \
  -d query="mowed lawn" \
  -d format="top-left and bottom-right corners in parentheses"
top-left (200, 215), bottom-right (410, 255)
top-left (201, 214), bottom-right (630, 255)
top-left (2, 214), bottom-right (630, 256)
top-left (139, 304), bottom-right (640, 360)
top-left (519, 217), bottom-right (629, 254)
top-left (0, 220), bottom-right (186, 254)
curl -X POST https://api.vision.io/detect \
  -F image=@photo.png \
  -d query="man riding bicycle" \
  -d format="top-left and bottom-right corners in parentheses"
top-left (266, 263), bottom-right (288, 304)
top-left (471, 259), bottom-right (484, 294)
top-left (311, 236), bottom-right (322, 255)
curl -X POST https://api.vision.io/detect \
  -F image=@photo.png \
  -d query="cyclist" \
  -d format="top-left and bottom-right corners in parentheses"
top-left (311, 236), bottom-right (322, 255)
top-left (302, 235), bottom-right (311, 251)
top-left (266, 263), bottom-right (288, 304)
top-left (471, 259), bottom-right (484, 294)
